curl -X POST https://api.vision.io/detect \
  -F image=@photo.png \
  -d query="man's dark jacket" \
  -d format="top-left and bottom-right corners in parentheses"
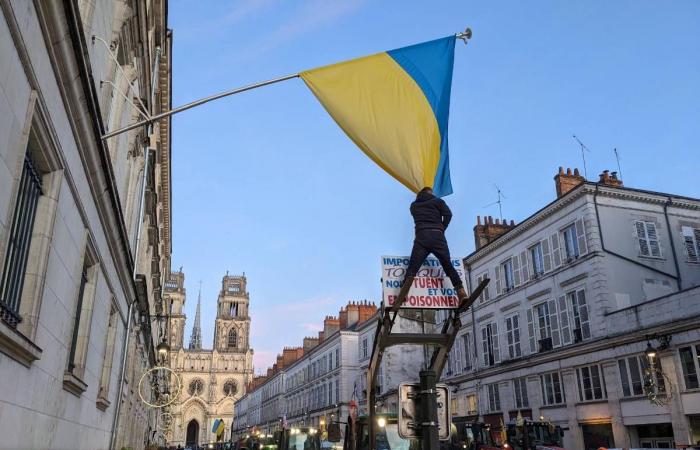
top-left (410, 191), bottom-right (452, 232)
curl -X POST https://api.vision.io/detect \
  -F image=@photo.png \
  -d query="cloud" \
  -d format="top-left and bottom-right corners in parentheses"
top-left (178, 0), bottom-right (280, 40)
top-left (225, 0), bottom-right (365, 64)
top-left (302, 323), bottom-right (323, 332)
top-left (253, 350), bottom-right (277, 372)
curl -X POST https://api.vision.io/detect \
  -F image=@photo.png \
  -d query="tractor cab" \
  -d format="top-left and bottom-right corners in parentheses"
top-left (449, 418), bottom-right (500, 450)
top-left (329, 414), bottom-right (419, 450)
top-left (277, 426), bottom-right (322, 450)
top-left (505, 420), bottom-right (565, 450)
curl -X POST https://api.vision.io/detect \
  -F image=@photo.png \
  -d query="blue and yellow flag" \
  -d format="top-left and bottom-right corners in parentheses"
top-left (212, 418), bottom-right (225, 436)
top-left (300, 36), bottom-right (456, 197)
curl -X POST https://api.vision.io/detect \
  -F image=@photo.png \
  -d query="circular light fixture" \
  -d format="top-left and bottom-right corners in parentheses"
top-left (377, 417), bottom-right (387, 428)
top-left (156, 339), bottom-right (170, 362)
top-left (645, 342), bottom-right (658, 360)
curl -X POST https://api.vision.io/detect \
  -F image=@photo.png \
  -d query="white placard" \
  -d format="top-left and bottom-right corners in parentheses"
top-left (381, 255), bottom-right (465, 309)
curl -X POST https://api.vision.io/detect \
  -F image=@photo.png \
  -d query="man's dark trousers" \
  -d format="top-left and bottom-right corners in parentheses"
top-left (405, 228), bottom-right (463, 289)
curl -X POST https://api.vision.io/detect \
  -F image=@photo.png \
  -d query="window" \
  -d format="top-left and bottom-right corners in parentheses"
top-left (502, 259), bottom-right (515, 291)
top-left (335, 348), bottom-right (340, 369)
top-left (227, 283), bottom-right (241, 293)
top-left (335, 379), bottom-right (340, 403)
top-left (619, 355), bottom-right (667, 396)
top-left (679, 345), bottom-right (700, 390)
top-left (362, 337), bottom-right (369, 359)
top-left (189, 378), bottom-right (204, 396)
top-left (562, 223), bottom-right (579, 260)
top-left (567, 290), bottom-right (591, 342)
top-left (682, 226), bottom-right (700, 263)
top-left (533, 302), bottom-right (551, 344)
top-left (0, 156), bottom-right (43, 327)
top-left (505, 314), bottom-right (522, 359)
top-left (513, 377), bottom-right (529, 409)
top-left (486, 383), bottom-right (501, 412)
top-left (576, 365), bottom-right (607, 401)
top-left (466, 394), bottom-right (478, 415)
top-left (635, 221), bottom-right (661, 257)
top-left (541, 372), bottom-right (565, 405)
top-left (66, 249), bottom-right (98, 385)
top-left (227, 329), bottom-right (238, 348)
top-left (530, 242), bottom-right (545, 277)
top-left (481, 322), bottom-right (500, 366)
top-left (462, 333), bottom-right (473, 372)
top-left (476, 271), bottom-right (490, 303)
top-left (97, 305), bottom-right (118, 409)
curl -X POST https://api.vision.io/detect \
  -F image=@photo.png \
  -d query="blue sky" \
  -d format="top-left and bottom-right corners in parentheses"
top-left (168, 0), bottom-right (700, 370)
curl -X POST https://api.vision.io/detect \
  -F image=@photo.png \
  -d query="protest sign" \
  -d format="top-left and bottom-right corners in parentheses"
top-left (381, 255), bottom-right (465, 309)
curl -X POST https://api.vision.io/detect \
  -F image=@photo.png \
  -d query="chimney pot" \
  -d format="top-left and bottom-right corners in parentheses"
top-left (559, 166), bottom-right (565, 174)
top-left (566, 168), bottom-right (572, 175)
top-left (477, 215), bottom-right (481, 225)
top-left (574, 168), bottom-right (580, 176)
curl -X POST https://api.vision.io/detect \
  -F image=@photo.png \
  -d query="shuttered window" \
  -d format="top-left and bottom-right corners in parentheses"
top-left (481, 322), bottom-right (500, 366)
top-left (679, 346), bottom-right (700, 390)
top-left (513, 377), bottom-right (529, 409)
top-left (635, 221), bottom-right (661, 257)
top-left (487, 383), bottom-right (501, 412)
top-left (505, 314), bottom-right (522, 359)
top-left (502, 258), bottom-right (515, 291)
top-left (576, 364), bottom-right (607, 401)
top-left (462, 333), bottom-right (473, 372)
top-left (476, 272), bottom-right (490, 303)
top-left (0, 156), bottom-right (43, 328)
top-left (682, 226), bottom-right (700, 263)
top-left (540, 372), bottom-right (565, 405)
top-left (530, 242), bottom-right (545, 277)
top-left (568, 289), bottom-right (591, 342)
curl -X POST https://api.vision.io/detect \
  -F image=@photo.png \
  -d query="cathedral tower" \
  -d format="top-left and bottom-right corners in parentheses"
top-left (164, 270), bottom-right (186, 351)
top-left (188, 284), bottom-right (203, 350)
top-left (213, 274), bottom-right (250, 352)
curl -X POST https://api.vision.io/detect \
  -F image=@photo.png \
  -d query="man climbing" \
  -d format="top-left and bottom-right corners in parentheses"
top-left (397, 187), bottom-right (469, 305)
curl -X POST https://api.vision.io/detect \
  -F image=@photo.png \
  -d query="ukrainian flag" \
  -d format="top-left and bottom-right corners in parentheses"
top-left (300, 36), bottom-right (456, 197)
top-left (212, 418), bottom-right (225, 436)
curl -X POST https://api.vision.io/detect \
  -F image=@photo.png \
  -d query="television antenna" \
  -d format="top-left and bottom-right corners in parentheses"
top-left (614, 148), bottom-right (623, 179)
top-left (572, 134), bottom-right (591, 179)
top-left (483, 184), bottom-right (506, 221)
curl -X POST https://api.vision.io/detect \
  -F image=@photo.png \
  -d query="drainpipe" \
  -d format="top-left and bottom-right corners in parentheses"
top-left (663, 197), bottom-right (682, 290)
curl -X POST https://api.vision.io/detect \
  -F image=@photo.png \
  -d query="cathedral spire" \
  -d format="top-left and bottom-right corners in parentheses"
top-left (188, 281), bottom-right (202, 350)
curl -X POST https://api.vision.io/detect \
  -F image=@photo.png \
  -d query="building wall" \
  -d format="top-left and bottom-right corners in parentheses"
top-left (0, 0), bottom-right (171, 449)
top-left (442, 183), bottom-right (700, 449)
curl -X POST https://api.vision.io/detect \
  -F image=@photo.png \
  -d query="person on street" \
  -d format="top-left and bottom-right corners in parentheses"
top-left (397, 187), bottom-right (469, 305)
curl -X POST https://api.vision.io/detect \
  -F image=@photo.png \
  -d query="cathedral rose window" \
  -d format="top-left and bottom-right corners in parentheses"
top-left (223, 380), bottom-right (237, 396)
top-left (189, 378), bottom-right (204, 396)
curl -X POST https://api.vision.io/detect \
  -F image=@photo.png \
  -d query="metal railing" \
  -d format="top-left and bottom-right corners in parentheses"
top-left (0, 156), bottom-right (42, 328)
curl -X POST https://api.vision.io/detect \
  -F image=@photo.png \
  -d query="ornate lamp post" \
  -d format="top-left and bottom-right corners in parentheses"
top-left (642, 335), bottom-right (673, 406)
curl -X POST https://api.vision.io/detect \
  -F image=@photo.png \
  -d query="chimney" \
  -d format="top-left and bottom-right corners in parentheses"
top-left (339, 306), bottom-right (349, 329)
top-left (303, 336), bottom-right (320, 353)
top-left (357, 300), bottom-right (377, 325)
top-left (317, 330), bottom-right (325, 343)
top-left (323, 315), bottom-right (341, 338)
top-left (282, 347), bottom-right (304, 366)
top-left (554, 166), bottom-right (586, 198)
top-left (473, 215), bottom-right (517, 250)
top-left (598, 170), bottom-right (623, 187)
top-left (346, 301), bottom-right (360, 327)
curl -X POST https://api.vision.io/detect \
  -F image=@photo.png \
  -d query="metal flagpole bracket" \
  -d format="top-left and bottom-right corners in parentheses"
top-left (456, 27), bottom-right (472, 45)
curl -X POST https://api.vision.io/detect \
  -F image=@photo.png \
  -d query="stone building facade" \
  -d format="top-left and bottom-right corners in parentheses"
top-left (232, 301), bottom-right (377, 440)
top-left (440, 168), bottom-right (700, 449)
top-left (0, 0), bottom-right (172, 449)
top-left (165, 272), bottom-right (254, 447)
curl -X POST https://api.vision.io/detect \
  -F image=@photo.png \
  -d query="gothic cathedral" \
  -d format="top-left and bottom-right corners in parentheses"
top-left (164, 271), bottom-right (254, 447)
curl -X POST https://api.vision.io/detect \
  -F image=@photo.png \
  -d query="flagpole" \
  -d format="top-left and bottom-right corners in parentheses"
top-left (101, 73), bottom-right (299, 140)
top-left (101, 27), bottom-right (472, 141)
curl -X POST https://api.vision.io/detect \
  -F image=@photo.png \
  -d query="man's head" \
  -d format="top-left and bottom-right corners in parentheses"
top-left (418, 186), bottom-right (433, 196)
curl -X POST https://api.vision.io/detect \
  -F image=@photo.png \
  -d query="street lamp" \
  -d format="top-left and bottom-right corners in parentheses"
top-left (645, 342), bottom-right (658, 368)
top-left (157, 339), bottom-right (171, 363)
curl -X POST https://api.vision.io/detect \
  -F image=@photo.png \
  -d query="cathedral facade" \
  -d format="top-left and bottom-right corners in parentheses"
top-left (164, 271), bottom-right (254, 447)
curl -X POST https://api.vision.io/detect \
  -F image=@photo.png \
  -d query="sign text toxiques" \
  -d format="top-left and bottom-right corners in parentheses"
top-left (381, 255), bottom-right (465, 309)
